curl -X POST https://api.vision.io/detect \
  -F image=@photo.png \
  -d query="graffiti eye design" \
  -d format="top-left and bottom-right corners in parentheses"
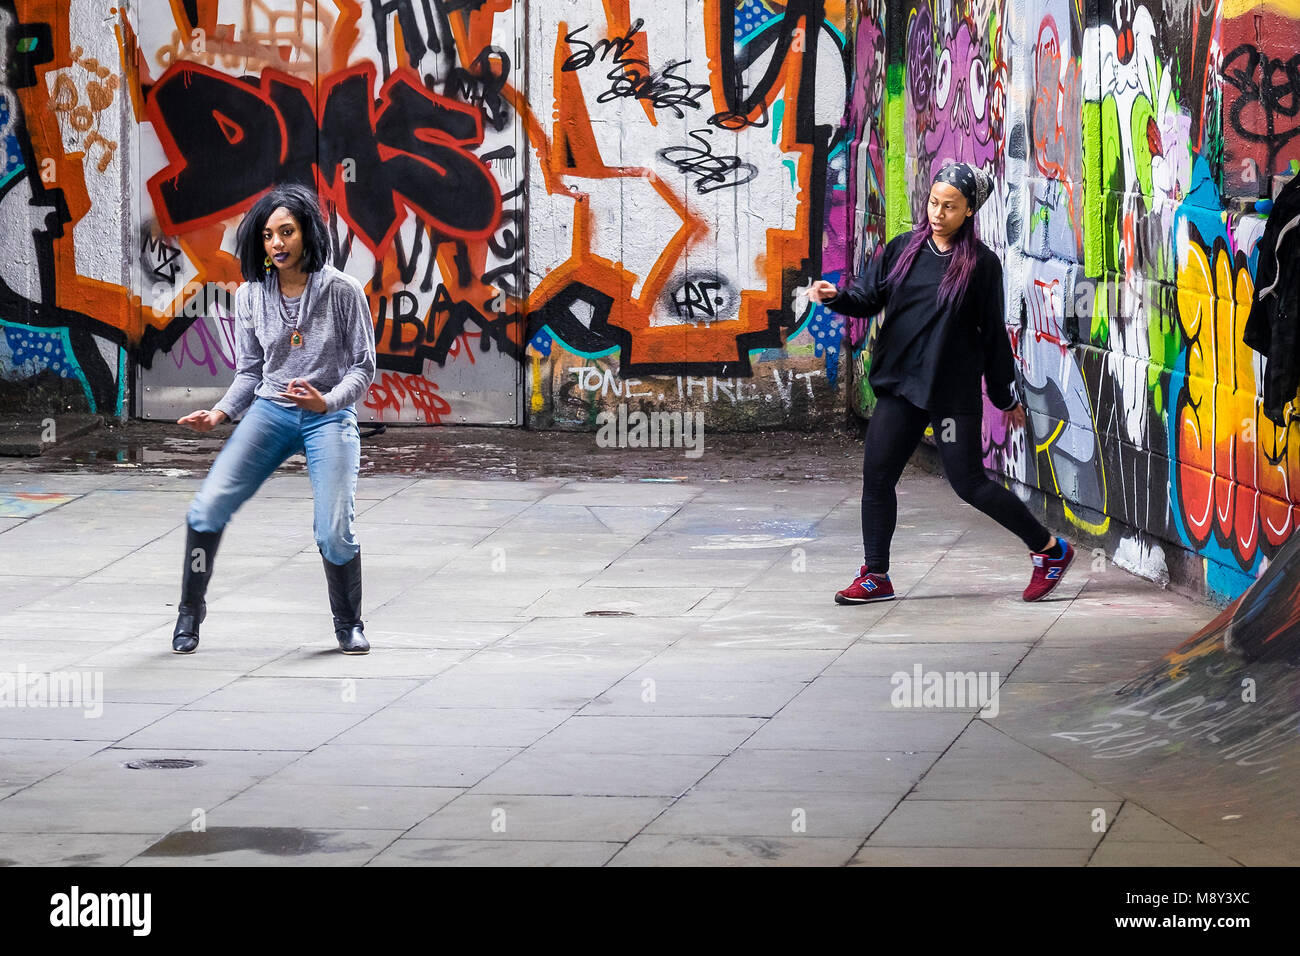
top-left (1118, 28), bottom-right (1134, 63)
top-left (1146, 115), bottom-right (1164, 157)
top-left (934, 48), bottom-right (952, 111)
top-left (969, 57), bottom-right (987, 121)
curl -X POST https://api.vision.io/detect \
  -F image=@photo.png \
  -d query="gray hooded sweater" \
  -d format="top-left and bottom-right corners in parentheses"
top-left (213, 263), bottom-right (378, 420)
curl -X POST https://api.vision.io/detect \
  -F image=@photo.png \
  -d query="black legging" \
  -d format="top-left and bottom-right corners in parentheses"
top-left (861, 391), bottom-right (1052, 571)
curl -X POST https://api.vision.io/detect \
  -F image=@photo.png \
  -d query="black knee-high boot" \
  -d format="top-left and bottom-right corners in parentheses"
top-left (174, 524), bottom-right (223, 654)
top-left (322, 550), bottom-right (369, 655)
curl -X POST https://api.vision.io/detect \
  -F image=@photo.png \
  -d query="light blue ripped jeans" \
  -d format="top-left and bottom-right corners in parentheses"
top-left (187, 398), bottom-right (362, 565)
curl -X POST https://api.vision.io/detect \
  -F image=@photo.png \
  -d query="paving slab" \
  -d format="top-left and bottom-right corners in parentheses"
top-left (645, 788), bottom-right (896, 838)
top-left (823, 641), bottom-right (1033, 677)
top-left (264, 744), bottom-right (519, 788)
top-left (0, 779), bottom-right (253, 833)
top-left (1086, 841), bottom-right (1242, 866)
top-left (0, 739), bottom-right (110, 788)
top-left (1102, 803), bottom-right (1199, 843)
top-left (0, 702), bottom-right (177, 741)
top-left (184, 676), bottom-right (423, 713)
top-left (355, 616), bottom-right (526, 649)
top-left (864, 799), bottom-right (1123, 849)
top-left (368, 839), bottom-right (622, 866)
top-left (522, 587), bottom-right (713, 618)
top-left (608, 834), bottom-right (862, 866)
top-left (469, 751), bottom-right (722, 797)
top-left (407, 793), bottom-right (674, 842)
top-left (693, 748), bottom-right (932, 795)
top-left (343, 706), bottom-right (571, 748)
top-left (245, 647), bottom-right (470, 680)
top-left (850, 846), bottom-right (1091, 866)
top-left (48, 747), bottom-right (305, 788)
top-left (582, 678), bottom-right (810, 718)
top-left (0, 832), bottom-right (168, 866)
top-left (205, 783), bottom-right (463, 830)
top-left (127, 827), bottom-right (400, 866)
top-left (524, 715), bottom-right (764, 755)
top-left (910, 723), bottom-right (1123, 801)
top-left (114, 709), bottom-right (369, 751)
top-left (740, 710), bottom-right (973, 752)
top-left (393, 672), bottom-right (619, 710)
top-left (628, 648), bottom-right (841, 684)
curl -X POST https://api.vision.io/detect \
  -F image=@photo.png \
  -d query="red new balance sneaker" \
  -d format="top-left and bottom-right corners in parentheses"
top-left (1023, 539), bottom-right (1074, 601)
top-left (835, 565), bottom-right (895, 605)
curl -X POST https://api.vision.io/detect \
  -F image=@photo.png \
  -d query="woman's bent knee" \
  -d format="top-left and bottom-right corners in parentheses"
top-left (186, 499), bottom-right (226, 534)
top-left (319, 537), bottom-right (359, 565)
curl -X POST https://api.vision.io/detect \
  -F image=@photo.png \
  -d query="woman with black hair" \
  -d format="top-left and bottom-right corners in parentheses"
top-left (808, 162), bottom-right (1073, 605)
top-left (172, 182), bottom-right (377, 654)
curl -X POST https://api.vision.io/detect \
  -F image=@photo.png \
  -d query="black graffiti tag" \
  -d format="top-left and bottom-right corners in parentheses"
top-left (663, 273), bottom-right (736, 324)
top-left (562, 19), bottom-right (706, 117)
top-left (1222, 43), bottom-right (1300, 175)
top-left (657, 129), bottom-right (758, 194)
top-left (597, 59), bottom-right (708, 118)
top-left (561, 18), bottom-right (645, 72)
top-left (444, 45), bottom-right (513, 132)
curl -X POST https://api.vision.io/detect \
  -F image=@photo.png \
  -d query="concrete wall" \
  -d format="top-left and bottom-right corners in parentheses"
top-left (860, 0), bottom-right (1300, 601)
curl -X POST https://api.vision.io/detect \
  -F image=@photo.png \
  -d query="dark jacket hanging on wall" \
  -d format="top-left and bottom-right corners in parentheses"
top-left (827, 232), bottom-right (1018, 416)
top-left (1244, 175), bottom-right (1300, 427)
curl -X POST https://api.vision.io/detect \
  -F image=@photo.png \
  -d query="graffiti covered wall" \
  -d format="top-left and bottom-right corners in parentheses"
top-left (524, 0), bottom-right (859, 429)
top-left (0, 0), bottom-right (132, 416)
top-left (134, 0), bottom-right (527, 425)
top-left (0, 0), bottom-right (864, 429)
top-left (0, 0), bottom-right (530, 423)
top-left (867, 0), bottom-right (1300, 601)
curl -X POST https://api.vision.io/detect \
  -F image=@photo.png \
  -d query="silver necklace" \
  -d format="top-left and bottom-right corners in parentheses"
top-left (928, 237), bottom-right (954, 257)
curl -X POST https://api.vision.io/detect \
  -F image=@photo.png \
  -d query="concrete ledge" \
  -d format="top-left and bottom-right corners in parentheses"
top-left (0, 414), bottom-right (103, 457)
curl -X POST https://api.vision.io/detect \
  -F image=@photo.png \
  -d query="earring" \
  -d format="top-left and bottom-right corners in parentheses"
top-left (264, 255), bottom-right (273, 269)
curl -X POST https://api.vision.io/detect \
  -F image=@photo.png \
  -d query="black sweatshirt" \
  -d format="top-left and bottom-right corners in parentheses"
top-left (1244, 175), bottom-right (1300, 426)
top-left (827, 233), bottom-right (1018, 415)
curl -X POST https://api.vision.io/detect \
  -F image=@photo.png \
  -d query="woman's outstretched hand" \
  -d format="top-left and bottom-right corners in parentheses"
top-left (1004, 403), bottom-right (1027, 430)
top-left (804, 280), bottom-right (839, 303)
top-left (177, 409), bottom-right (228, 432)
top-left (280, 379), bottom-right (327, 413)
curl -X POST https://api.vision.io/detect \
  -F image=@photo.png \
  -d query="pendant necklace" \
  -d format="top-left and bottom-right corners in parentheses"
top-left (928, 237), bottom-right (953, 257)
top-left (277, 273), bottom-right (310, 348)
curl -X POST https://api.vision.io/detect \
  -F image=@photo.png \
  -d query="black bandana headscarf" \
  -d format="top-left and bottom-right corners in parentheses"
top-left (932, 161), bottom-right (993, 212)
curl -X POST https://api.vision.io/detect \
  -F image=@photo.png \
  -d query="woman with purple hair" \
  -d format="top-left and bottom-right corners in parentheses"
top-left (807, 162), bottom-right (1073, 604)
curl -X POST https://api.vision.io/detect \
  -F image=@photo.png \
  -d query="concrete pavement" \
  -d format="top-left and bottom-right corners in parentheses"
top-left (0, 454), bottom-right (1272, 866)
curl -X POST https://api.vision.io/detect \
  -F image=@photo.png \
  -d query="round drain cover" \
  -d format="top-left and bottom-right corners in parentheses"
top-left (124, 758), bottom-right (202, 770)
